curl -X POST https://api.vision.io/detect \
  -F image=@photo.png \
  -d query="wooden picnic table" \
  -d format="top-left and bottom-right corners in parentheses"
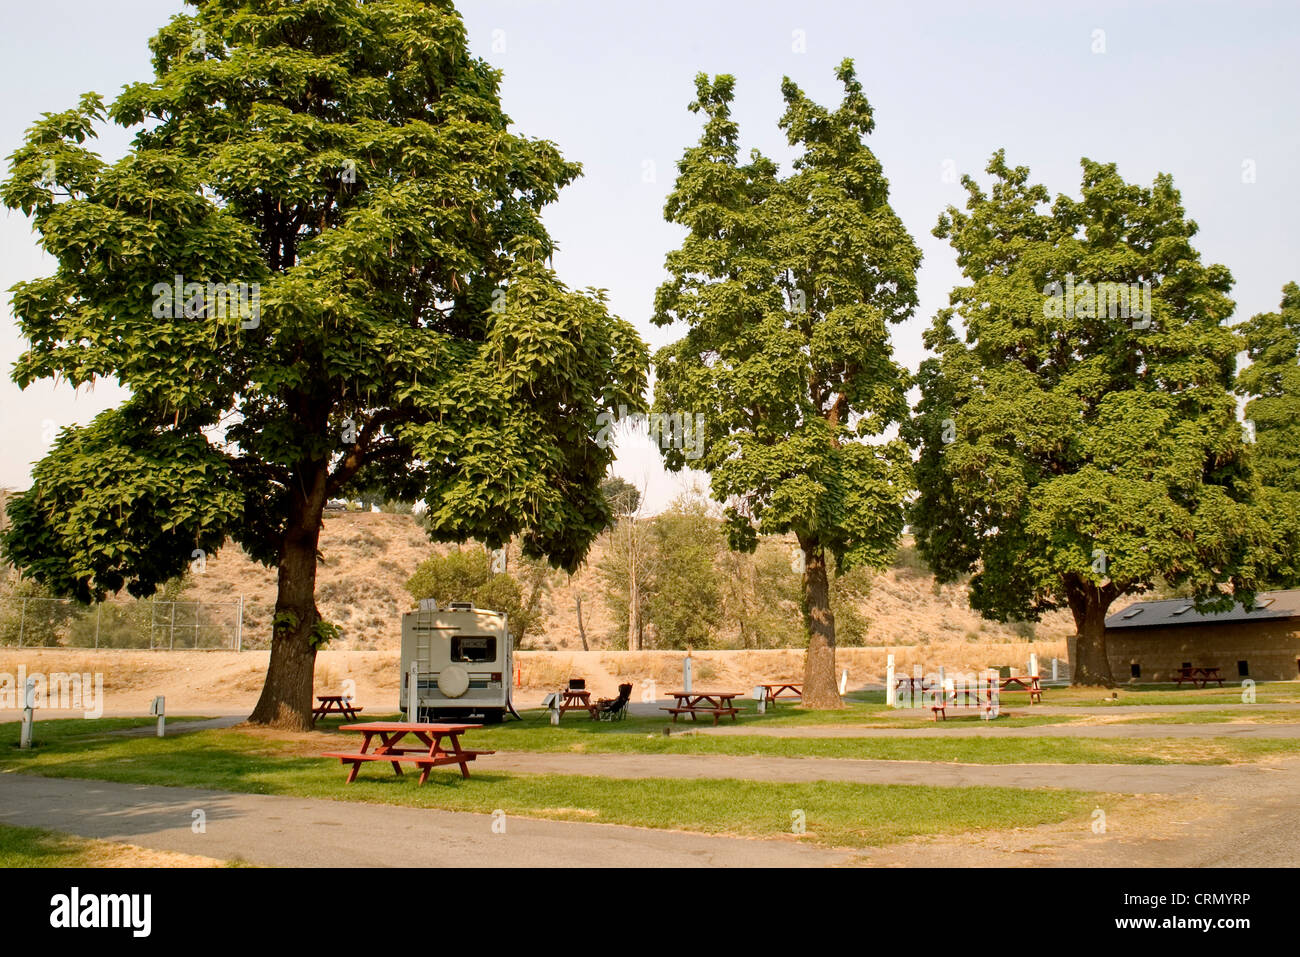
top-left (312, 694), bottom-right (363, 724)
top-left (321, 722), bottom-right (493, 786)
top-left (559, 688), bottom-right (598, 718)
top-left (757, 682), bottom-right (803, 706)
top-left (894, 675), bottom-right (937, 693)
top-left (999, 674), bottom-right (1043, 703)
top-left (661, 691), bottom-right (743, 726)
top-left (1174, 666), bottom-right (1224, 688)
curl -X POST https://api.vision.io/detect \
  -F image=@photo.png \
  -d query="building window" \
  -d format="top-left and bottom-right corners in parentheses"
top-left (1237, 660), bottom-right (1249, 677)
top-left (1130, 663), bottom-right (1141, 678)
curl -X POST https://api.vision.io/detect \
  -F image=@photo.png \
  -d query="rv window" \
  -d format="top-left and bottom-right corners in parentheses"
top-left (451, 636), bottom-right (496, 663)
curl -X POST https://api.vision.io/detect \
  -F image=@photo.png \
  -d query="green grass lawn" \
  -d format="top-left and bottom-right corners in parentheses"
top-left (0, 718), bottom-right (1100, 848)
top-left (0, 821), bottom-right (247, 867)
top-left (0, 822), bottom-right (109, 867)
top-left (1031, 681), bottom-right (1300, 706)
top-left (457, 713), bottom-right (1297, 764)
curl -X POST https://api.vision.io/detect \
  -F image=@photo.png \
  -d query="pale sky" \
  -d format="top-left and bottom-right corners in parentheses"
top-left (3, 0), bottom-right (1297, 511)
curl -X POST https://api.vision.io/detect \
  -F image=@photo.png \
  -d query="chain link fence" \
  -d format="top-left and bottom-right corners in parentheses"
top-left (0, 597), bottom-right (244, 650)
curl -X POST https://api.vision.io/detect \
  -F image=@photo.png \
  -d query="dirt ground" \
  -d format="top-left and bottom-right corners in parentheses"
top-left (0, 644), bottom-right (1065, 717)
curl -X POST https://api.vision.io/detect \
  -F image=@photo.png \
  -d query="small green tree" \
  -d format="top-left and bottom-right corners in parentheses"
top-left (643, 498), bottom-right (723, 649)
top-left (909, 151), bottom-right (1279, 685)
top-left (652, 62), bottom-right (919, 707)
top-left (404, 545), bottom-right (548, 646)
top-left (599, 476), bottom-right (641, 525)
top-left (719, 539), bottom-right (802, 649)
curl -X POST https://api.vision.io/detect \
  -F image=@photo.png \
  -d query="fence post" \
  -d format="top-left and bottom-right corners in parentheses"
top-left (94, 605), bottom-right (101, 649)
top-left (236, 596), bottom-right (243, 652)
top-left (17, 597), bottom-right (26, 648)
top-left (149, 600), bottom-right (155, 651)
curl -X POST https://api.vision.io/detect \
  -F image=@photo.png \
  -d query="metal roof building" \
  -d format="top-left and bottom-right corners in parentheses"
top-left (1102, 589), bottom-right (1300, 683)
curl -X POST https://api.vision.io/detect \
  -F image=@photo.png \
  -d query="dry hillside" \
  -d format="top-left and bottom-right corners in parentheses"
top-left (183, 511), bottom-right (1075, 652)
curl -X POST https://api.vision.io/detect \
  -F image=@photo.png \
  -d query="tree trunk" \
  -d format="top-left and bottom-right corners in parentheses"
top-left (248, 466), bottom-right (327, 729)
top-left (575, 594), bottom-right (589, 651)
top-left (1065, 576), bottom-right (1117, 687)
top-left (626, 518), bottom-right (641, 651)
top-left (800, 539), bottom-right (842, 709)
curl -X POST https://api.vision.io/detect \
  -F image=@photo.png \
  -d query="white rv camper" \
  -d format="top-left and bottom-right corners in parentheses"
top-left (399, 599), bottom-right (516, 723)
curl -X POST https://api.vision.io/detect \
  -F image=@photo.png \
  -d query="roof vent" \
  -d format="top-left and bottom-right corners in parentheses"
top-left (1171, 603), bottom-right (1194, 616)
top-left (449, 601), bottom-right (473, 611)
top-left (1254, 597), bottom-right (1276, 609)
top-left (1121, 607), bottom-right (1144, 619)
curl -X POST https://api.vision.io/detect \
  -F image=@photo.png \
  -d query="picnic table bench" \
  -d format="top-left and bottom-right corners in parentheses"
top-left (321, 722), bottom-right (492, 785)
top-left (998, 674), bottom-right (1043, 703)
top-left (661, 691), bottom-right (743, 726)
top-left (1174, 666), bottom-right (1223, 688)
top-left (757, 682), bottom-right (803, 706)
top-left (312, 694), bottom-right (363, 725)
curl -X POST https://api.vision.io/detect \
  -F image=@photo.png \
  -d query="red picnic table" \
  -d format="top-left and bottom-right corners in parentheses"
top-left (321, 722), bottom-right (493, 786)
top-left (999, 674), bottom-right (1043, 703)
top-left (1174, 666), bottom-right (1223, 688)
top-left (312, 694), bottom-right (363, 725)
top-left (757, 682), bottom-right (803, 706)
top-left (558, 688), bottom-right (598, 718)
top-left (661, 691), bottom-right (744, 726)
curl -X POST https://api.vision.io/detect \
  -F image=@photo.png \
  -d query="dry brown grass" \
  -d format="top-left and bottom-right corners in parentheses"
top-left (177, 514), bottom-right (1075, 653)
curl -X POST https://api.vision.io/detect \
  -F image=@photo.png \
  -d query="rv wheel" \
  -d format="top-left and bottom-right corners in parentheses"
top-left (481, 709), bottom-right (504, 725)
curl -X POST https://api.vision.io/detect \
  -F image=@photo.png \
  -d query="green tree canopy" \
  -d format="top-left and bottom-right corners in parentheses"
top-left (1236, 282), bottom-right (1300, 587)
top-left (908, 151), bottom-right (1277, 685)
top-left (1238, 283), bottom-right (1300, 493)
top-left (1, 0), bottom-right (647, 727)
top-left (651, 60), bottom-right (919, 705)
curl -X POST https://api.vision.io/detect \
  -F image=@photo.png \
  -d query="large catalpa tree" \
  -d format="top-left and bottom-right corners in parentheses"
top-left (907, 151), bottom-right (1278, 685)
top-left (1, 0), bottom-right (647, 727)
top-left (652, 62), bottom-right (920, 707)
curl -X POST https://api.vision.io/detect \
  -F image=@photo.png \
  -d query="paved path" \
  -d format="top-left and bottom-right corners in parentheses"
top-left (486, 751), bottom-right (1254, 793)
top-left (0, 774), bottom-right (857, 868)
top-left (687, 722), bottom-right (1300, 739)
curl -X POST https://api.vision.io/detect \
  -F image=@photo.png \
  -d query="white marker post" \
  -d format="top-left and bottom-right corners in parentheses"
top-left (838, 669), bottom-right (848, 696)
top-left (752, 686), bottom-right (766, 715)
top-left (149, 695), bottom-right (165, 737)
top-left (885, 654), bottom-right (897, 707)
top-left (1052, 658), bottom-right (1059, 682)
top-left (407, 663), bottom-right (420, 723)
top-left (19, 678), bottom-right (35, 750)
top-left (1029, 652), bottom-right (1039, 678)
top-left (683, 655), bottom-right (693, 694)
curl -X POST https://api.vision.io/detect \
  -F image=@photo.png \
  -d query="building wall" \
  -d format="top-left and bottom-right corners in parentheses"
top-left (1104, 621), bottom-right (1300, 683)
